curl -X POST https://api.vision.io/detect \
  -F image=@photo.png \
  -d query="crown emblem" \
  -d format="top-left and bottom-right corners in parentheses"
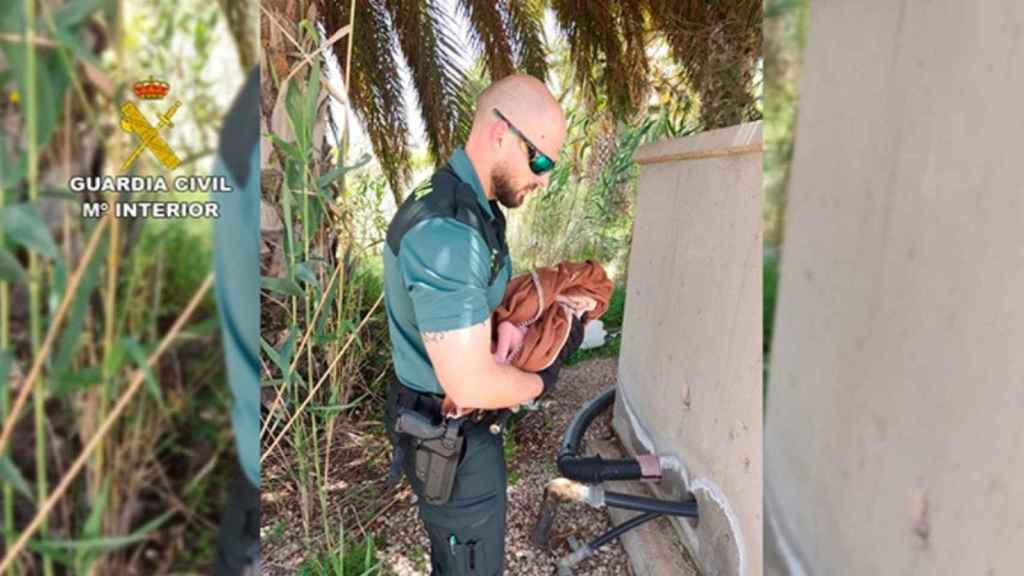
top-left (132, 77), bottom-right (170, 100)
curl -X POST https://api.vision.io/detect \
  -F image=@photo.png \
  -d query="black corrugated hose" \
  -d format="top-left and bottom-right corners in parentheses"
top-left (557, 386), bottom-right (646, 483)
top-left (546, 386), bottom-right (699, 573)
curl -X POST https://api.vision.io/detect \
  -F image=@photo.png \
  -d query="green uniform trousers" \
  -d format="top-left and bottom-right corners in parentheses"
top-left (397, 412), bottom-right (508, 575)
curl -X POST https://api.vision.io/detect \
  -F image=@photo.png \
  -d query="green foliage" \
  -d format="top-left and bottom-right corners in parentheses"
top-left (51, 222), bottom-right (105, 373)
top-left (119, 337), bottom-right (164, 409)
top-left (348, 170), bottom-right (393, 249)
top-left (140, 222), bottom-right (216, 317)
top-left (263, 276), bottom-right (304, 298)
top-left (28, 510), bottom-right (174, 572)
top-left (271, 521), bottom-right (286, 541)
top-left (409, 546), bottom-right (428, 571)
top-left (507, 106), bottom-right (687, 278)
top-left (602, 285), bottom-right (627, 331)
top-left (0, 455), bottom-right (33, 503)
top-left (0, 247), bottom-right (26, 284)
top-left (179, 528), bottom-right (217, 567)
top-left (0, 349), bottom-right (14, 395)
top-left (762, 248), bottom-right (781, 404)
top-left (128, 0), bottom-right (225, 170)
top-left (0, 0), bottom-right (240, 571)
top-left (300, 532), bottom-right (381, 576)
top-left (763, 0), bottom-right (809, 247)
top-left (262, 20), bottom-right (398, 566)
top-left (503, 423), bottom-right (520, 484)
top-left (763, 0), bottom-right (807, 403)
top-left (763, 248), bottom-right (780, 358)
top-left (286, 55), bottom-right (323, 162)
top-left (0, 0), bottom-right (88, 150)
top-left (0, 203), bottom-right (60, 260)
top-left (501, 33), bottom-right (698, 279)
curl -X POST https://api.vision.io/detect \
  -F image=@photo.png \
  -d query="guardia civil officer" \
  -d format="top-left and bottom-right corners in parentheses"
top-left (382, 74), bottom-right (581, 575)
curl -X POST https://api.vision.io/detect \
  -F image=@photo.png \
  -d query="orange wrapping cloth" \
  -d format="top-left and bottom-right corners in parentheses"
top-left (492, 260), bottom-right (614, 372)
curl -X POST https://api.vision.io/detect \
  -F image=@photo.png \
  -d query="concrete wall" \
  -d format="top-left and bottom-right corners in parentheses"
top-left (612, 122), bottom-right (763, 576)
top-left (765, 2), bottom-right (1024, 574)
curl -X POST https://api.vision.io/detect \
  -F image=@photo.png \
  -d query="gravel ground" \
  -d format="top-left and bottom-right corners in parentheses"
top-left (262, 357), bottom-right (636, 575)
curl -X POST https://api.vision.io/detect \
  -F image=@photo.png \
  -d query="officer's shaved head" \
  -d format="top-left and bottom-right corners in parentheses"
top-left (473, 75), bottom-right (565, 159)
top-left (464, 74), bottom-right (567, 209)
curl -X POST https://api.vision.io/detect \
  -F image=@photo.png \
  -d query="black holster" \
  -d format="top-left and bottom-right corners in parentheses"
top-left (411, 417), bottom-right (463, 505)
top-left (385, 379), bottom-right (465, 505)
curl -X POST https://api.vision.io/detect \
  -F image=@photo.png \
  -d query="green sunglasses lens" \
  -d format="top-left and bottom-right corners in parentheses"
top-left (529, 153), bottom-right (555, 175)
top-left (496, 108), bottom-right (556, 175)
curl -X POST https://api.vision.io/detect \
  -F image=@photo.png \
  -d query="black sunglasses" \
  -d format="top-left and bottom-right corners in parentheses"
top-left (492, 108), bottom-right (556, 175)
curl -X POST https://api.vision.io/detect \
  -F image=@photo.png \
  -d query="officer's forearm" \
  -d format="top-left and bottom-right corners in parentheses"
top-left (423, 319), bottom-right (543, 409)
top-left (447, 361), bottom-right (542, 410)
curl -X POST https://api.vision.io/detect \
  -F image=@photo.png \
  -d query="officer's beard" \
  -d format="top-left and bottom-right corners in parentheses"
top-left (492, 164), bottom-right (534, 209)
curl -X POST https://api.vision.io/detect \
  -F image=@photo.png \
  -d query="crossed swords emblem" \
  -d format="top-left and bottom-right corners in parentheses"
top-left (119, 100), bottom-right (182, 171)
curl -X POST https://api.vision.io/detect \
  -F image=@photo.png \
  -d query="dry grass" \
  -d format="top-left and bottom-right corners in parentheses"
top-left (261, 358), bottom-right (641, 576)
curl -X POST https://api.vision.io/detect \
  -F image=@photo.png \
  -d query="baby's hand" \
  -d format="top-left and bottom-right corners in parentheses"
top-left (493, 321), bottom-right (527, 365)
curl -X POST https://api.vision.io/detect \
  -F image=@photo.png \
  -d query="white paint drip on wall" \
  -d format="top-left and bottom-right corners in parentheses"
top-left (690, 477), bottom-right (747, 576)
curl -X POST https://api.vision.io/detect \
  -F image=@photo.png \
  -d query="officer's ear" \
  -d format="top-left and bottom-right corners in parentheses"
top-left (490, 117), bottom-right (508, 150)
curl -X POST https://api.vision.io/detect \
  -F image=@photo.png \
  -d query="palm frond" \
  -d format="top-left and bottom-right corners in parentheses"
top-left (457, 0), bottom-right (515, 80)
top-left (616, 0), bottom-right (651, 118)
top-left (643, 0), bottom-right (761, 128)
top-left (550, 0), bottom-right (647, 119)
top-left (326, 0), bottom-right (412, 197)
top-left (320, 0), bottom-right (760, 189)
top-left (452, 60), bottom-right (492, 145)
top-left (506, 0), bottom-right (548, 81)
top-left (550, 0), bottom-right (603, 113)
top-left (385, 0), bottom-right (470, 164)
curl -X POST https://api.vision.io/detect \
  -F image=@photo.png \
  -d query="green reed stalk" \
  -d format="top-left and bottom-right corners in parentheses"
top-left (0, 129), bottom-right (11, 576)
top-left (25, 0), bottom-right (54, 574)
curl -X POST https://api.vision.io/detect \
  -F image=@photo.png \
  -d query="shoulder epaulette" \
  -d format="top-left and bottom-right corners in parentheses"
top-left (387, 165), bottom-right (507, 285)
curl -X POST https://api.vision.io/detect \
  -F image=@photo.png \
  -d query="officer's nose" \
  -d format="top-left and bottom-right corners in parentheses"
top-left (538, 172), bottom-right (551, 189)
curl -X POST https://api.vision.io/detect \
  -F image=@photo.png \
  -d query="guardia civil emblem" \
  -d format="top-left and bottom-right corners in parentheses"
top-left (119, 77), bottom-right (182, 171)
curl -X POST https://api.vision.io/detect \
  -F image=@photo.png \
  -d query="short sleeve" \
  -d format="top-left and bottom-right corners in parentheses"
top-left (398, 218), bottom-right (493, 332)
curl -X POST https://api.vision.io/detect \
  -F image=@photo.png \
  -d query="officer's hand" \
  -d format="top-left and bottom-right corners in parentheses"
top-left (441, 396), bottom-right (473, 419)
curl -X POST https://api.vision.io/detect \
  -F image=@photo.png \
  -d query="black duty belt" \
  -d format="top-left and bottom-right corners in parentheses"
top-left (389, 378), bottom-right (510, 433)
top-left (385, 379), bottom-right (513, 498)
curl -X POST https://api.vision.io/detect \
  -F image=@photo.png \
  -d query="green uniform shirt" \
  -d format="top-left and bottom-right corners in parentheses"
top-left (213, 69), bottom-right (260, 487)
top-left (383, 149), bottom-right (511, 394)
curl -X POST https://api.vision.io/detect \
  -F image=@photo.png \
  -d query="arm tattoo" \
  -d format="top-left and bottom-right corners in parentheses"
top-left (421, 320), bottom-right (488, 343)
top-left (421, 331), bottom-right (448, 342)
